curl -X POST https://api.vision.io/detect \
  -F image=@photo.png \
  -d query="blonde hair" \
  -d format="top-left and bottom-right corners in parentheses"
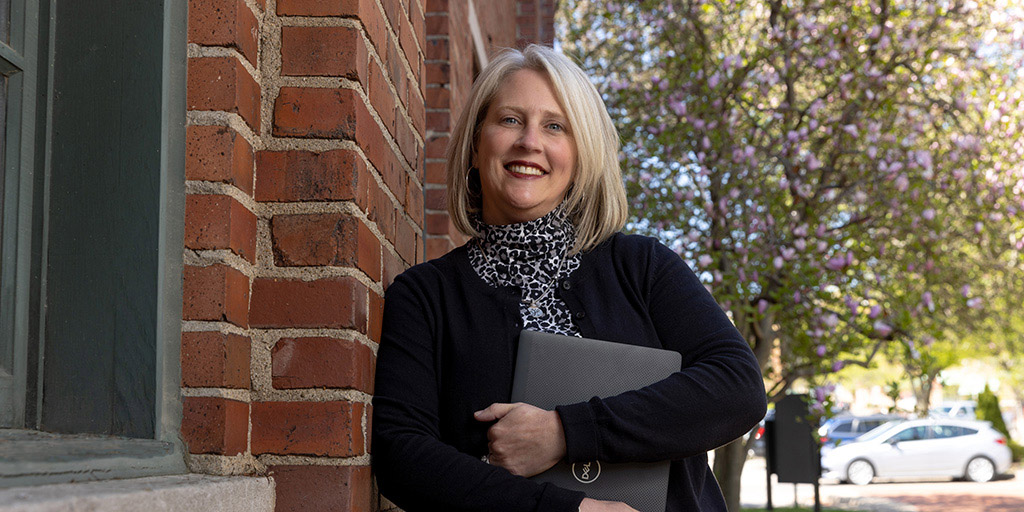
top-left (445, 44), bottom-right (628, 254)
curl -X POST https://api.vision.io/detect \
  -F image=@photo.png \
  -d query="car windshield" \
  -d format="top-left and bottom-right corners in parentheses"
top-left (856, 420), bottom-right (904, 442)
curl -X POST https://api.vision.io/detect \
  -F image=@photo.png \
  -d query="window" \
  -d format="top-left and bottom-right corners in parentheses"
top-left (889, 426), bottom-right (929, 443)
top-left (831, 422), bottom-right (853, 434)
top-left (1, 0), bottom-right (187, 486)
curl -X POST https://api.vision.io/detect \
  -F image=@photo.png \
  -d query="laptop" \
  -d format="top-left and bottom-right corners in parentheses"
top-left (510, 330), bottom-right (682, 512)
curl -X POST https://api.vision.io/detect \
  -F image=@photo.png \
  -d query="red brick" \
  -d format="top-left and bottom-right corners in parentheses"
top-left (405, 180), bottom-right (424, 226)
top-left (365, 176), bottom-right (396, 247)
top-left (270, 213), bottom-right (357, 267)
top-left (255, 149), bottom-right (363, 202)
top-left (425, 86), bottom-right (449, 109)
top-left (425, 211), bottom-right (449, 235)
top-left (181, 332), bottom-right (251, 388)
top-left (356, 220), bottom-right (382, 282)
top-left (425, 236), bottom-right (453, 261)
top-left (353, 112), bottom-right (407, 217)
top-left (273, 87), bottom-right (364, 140)
top-left (186, 125), bottom-right (255, 195)
top-left (251, 401), bottom-right (364, 456)
top-left (187, 56), bottom-right (261, 132)
top-left (398, 8), bottom-right (420, 83)
top-left (424, 161), bottom-right (446, 184)
top-left (425, 134), bottom-right (448, 159)
top-left (382, 248), bottom-right (407, 288)
top-left (269, 465), bottom-right (371, 512)
top-left (426, 37), bottom-right (448, 60)
top-left (380, 0), bottom-right (402, 33)
top-left (425, 14), bottom-right (447, 36)
top-left (367, 291), bottom-right (383, 343)
top-left (181, 397), bottom-right (248, 455)
top-left (182, 264), bottom-right (250, 327)
top-left (409, 86), bottom-right (426, 136)
top-left (412, 0), bottom-right (426, 52)
top-left (426, 0), bottom-right (448, 14)
top-left (395, 115), bottom-right (420, 167)
top-left (425, 111), bottom-right (448, 133)
top-left (188, 0), bottom-right (259, 67)
top-left (249, 277), bottom-right (368, 330)
top-left (359, 0), bottom-right (388, 55)
top-left (281, 25), bottom-right (368, 81)
top-left (424, 187), bottom-right (445, 210)
top-left (367, 57), bottom-right (397, 138)
top-left (426, 61), bottom-right (449, 84)
top-left (276, 0), bottom-right (357, 15)
top-left (271, 337), bottom-right (374, 392)
top-left (185, 194), bottom-right (257, 263)
top-left (395, 216), bottom-right (417, 264)
top-left (385, 38), bottom-right (410, 109)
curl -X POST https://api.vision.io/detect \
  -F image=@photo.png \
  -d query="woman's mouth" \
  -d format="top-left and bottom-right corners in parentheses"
top-left (505, 163), bottom-right (546, 176)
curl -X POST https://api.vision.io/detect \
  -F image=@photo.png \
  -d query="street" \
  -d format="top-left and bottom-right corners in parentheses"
top-left (739, 456), bottom-right (1024, 511)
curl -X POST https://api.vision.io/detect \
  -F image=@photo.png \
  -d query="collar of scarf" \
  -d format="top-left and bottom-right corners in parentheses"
top-left (470, 206), bottom-right (577, 286)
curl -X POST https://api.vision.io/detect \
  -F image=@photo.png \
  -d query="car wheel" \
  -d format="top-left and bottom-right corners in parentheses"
top-left (847, 459), bottom-right (874, 486)
top-left (965, 456), bottom-right (996, 483)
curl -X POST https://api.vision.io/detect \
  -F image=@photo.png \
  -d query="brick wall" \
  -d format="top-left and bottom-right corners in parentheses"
top-left (181, 0), bottom-right (553, 510)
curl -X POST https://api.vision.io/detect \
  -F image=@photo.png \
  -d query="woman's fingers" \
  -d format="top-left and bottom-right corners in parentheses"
top-left (473, 402), bottom-right (520, 422)
top-left (579, 498), bottom-right (639, 511)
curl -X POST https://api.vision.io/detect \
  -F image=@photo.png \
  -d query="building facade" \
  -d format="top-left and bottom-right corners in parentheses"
top-left (0, 0), bottom-right (555, 510)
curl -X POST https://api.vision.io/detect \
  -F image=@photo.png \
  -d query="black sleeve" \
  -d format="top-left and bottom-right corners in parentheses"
top-left (371, 271), bottom-right (585, 512)
top-left (557, 241), bottom-right (767, 463)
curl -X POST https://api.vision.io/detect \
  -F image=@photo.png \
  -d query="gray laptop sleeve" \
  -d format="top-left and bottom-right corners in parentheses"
top-left (510, 330), bottom-right (682, 512)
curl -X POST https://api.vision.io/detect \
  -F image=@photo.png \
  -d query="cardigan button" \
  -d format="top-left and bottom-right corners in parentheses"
top-left (561, 280), bottom-right (571, 290)
top-left (574, 311), bottom-right (586, 319)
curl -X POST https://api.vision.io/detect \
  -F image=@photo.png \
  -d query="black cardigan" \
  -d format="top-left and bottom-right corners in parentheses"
top-left (372, 233), bottom-right (767, 511)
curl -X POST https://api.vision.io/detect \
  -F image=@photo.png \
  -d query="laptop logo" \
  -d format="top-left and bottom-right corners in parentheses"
top-left (571, 461), bottom-right (601, 484)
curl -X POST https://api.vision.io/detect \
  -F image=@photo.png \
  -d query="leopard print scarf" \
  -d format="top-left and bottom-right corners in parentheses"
top-left (468, 208), bottom-right (582, 337)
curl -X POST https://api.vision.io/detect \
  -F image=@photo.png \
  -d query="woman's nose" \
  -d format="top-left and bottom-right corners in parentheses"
top-left (515, 124), bottom-right (542, 151)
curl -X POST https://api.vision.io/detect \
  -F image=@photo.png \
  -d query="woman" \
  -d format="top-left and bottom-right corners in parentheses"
top-left (372, 45), bottom-right (767, 511)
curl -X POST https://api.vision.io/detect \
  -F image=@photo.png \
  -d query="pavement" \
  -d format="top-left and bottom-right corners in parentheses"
top-left (738, 456), bottom-right (1024, 512)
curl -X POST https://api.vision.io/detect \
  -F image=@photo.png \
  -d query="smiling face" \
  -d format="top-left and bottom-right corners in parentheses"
top-left (473, 69), bottom-right (577, 225)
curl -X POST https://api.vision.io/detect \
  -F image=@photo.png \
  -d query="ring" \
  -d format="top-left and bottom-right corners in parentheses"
top-left (481, 454), bottom-right (490, 464)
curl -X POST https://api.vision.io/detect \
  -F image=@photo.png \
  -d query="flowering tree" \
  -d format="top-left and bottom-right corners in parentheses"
top-left (560, 0), bottom-right (1024, 508)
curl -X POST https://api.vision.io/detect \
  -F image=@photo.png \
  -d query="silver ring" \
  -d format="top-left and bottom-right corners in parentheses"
top-left (481, 454), bottom-right (490, 464)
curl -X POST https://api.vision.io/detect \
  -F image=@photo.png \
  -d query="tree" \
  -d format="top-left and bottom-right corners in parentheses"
top-left (559, 0), bottom-right (1024, 509)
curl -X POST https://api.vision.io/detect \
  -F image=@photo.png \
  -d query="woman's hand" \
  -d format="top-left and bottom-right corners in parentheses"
top-left (474, 402), bottom-right (566, 477)
top-left (579, 498), bottom-right (639, 512)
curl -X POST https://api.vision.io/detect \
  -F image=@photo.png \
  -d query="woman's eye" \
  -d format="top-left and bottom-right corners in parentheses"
top-left (547, 123), bottom-right (564, 132)
top-left (501, 116), bottom-right (520, 125)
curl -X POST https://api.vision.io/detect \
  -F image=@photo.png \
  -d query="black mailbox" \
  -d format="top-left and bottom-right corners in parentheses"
top-left (767, 394), bottom-right (820, 483)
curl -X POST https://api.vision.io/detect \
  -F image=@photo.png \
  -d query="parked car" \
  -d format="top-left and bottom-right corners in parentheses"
top-left (818, 414), bottom-right (903, 448)
top-left (931, 400), bottom-right (977, 419)
top-left (746, 410), bottom-right (772, 457)
top-left (820, 418), bottom-right (1012, 485)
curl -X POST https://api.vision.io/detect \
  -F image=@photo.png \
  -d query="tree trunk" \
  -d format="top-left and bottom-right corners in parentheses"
top-left (713, 438), bottom-right (748, 512)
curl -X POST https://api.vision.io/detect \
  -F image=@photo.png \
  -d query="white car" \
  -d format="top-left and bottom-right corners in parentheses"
top-left (820, 418), bottom-right (1012, 485)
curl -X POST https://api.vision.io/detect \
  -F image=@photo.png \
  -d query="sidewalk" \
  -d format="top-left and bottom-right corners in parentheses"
top-left (739, 457), bottom-right (916, 511)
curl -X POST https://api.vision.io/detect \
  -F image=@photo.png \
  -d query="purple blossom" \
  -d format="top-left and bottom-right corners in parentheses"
top-left (832, 361), bottom-right (845, 372)
top-left (825, 255), bottom-right (847, 271)
top-left (873, 320), bottom-right (893, 337)
top-left (698, 254), bottom-right (713, 267)
top-left (816, 345), bottom-right (827, 357)
top-left (869, 305), bottom-right (882, 319)
top-left (757, 299), bottom-right (769, 314)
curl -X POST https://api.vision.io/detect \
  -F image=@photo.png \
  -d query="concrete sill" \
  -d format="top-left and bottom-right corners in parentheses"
top-left (0, 474), bottom-right (275, 512)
